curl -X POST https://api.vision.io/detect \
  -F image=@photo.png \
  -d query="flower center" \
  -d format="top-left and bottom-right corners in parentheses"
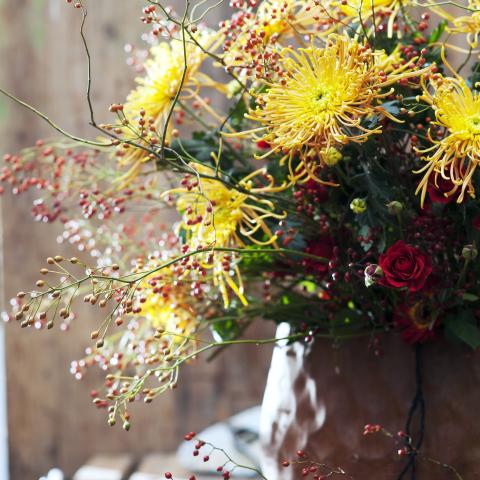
top-left (312, 87), bottom-right (333, 113)
top-left (466, 115), bottom-right (480, 135)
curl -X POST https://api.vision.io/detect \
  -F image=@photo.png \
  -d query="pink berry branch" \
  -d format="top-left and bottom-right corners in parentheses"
top-left (6, 246), bottom-right (329, 425)
top-left (84, 329), bottom-right (308, 430)
top-left (163, 433), bottom-right (351, 480)
top-left (8, 245), bottom-right (328, 330)
top-left (363, 424), bottom-right (464, 480)
top-left (280, 450), bottom-right (351, 479)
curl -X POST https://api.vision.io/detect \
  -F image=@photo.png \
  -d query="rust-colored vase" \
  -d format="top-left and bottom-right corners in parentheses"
top-left (260, 324), bottom-right (480, 479)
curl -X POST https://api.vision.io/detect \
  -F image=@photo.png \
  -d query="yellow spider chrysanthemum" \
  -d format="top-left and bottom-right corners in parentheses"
top-left (415, 75), bottom-right (480, 205)
top-left (132, 256), bottom-right (203, 339)
top-left (118, 33), bottom-right (223, 185)
top-left (449, 2), bottom-right (480, 49)
top-left (168, 164), bottom-right (285, 306)
top-left (338, 0), bottom-right (411, 37)
top-left (429, 0), bottom-right (480, 48)
top-left (223, 0), bottom-right (338, 69)
top-left (141, 285), bottom-right (197, 334)
top-left (254, 0), bottom-right (339, 37)
top-left (125, 37), bottom-right (214, 128)
top-left (237, 35), bottom-right (429, 184)
top-left (113, 128), bottom-right (153, 189)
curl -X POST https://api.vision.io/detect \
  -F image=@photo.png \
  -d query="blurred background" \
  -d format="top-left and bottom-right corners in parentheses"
top-left (0, 1), bottom-right (274, 479)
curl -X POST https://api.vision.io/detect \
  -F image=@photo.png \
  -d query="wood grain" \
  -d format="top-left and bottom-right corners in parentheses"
top-left (0, 1), bottom-right (274, 478)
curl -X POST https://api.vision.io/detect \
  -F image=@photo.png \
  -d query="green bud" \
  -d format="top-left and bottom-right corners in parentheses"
top-left (364, 264), bottom-right (384, 287)
top-left (462, 244), bottom-right (478, 261)
top-left (386, 201), bottom-right (404, 215)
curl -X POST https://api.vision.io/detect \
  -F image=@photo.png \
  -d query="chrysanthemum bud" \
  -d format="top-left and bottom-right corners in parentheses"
top-left (322, 147), bottom-right (342, 166)
top-left (364, 264), bottom-right (384, 287)
top-left (350, 198), bottom-right (367, 214)
top-left (386, 201), bottom-right (403, 215)
top-left (462, 244), bottom-right (478, 261)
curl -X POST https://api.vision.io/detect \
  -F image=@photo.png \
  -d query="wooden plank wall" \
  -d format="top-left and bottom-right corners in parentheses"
top-left (0, 1), bottom-right (274, 479)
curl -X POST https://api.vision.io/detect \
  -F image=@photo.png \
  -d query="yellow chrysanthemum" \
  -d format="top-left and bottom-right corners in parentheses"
top-left (415, 75), bottom-right (480, 205)
top-left (125, 39), bottom-right (208, 129)
top-left (255, 0), bottom-right (338, 37)
top-left (223, 0), bottom-right (338, 69)
top-left (449, 2), bottom-right (480, 48)
top-left (141, 286), bottom-right (197, 334)
top-left (429, 0), bottom-right (480, 48)
top-left (168, 164), bottom-right (285, 306)
top-left (131, 254), bottom-right (203, 337)
top-left (118, 33), bottom-right (223, 185)
top-left (339, 0), bottom-right (410, 37)
top-left (237, 35), bottom-right (429, 184)
top-left (113, 128), bottom-right (153, 189)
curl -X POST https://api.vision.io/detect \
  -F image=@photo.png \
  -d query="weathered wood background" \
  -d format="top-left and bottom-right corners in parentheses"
top-left (0, 1), bottom-right (274, 479)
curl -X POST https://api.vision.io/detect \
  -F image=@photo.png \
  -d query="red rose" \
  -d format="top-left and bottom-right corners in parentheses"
top-left (379, 241), bottom-right (432, 292)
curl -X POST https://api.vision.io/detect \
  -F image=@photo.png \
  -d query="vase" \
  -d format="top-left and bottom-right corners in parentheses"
top-left (260, 324), bottom-right (480, 479)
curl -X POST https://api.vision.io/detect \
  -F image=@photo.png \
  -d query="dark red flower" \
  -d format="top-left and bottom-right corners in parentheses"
top-left (379, 241), bottom-right (432, 292)
top-left (303, 237), bottom-right (334, 277)
top-left (427, 177), bottom-right (459, 204)
top-left (473, 215), bottom-right (480, 231)
top-left (394, 301), bottom-right (437, 344)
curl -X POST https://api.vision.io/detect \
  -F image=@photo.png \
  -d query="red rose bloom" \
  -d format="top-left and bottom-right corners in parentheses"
top-left (379, 241), bottom-right (432, 292)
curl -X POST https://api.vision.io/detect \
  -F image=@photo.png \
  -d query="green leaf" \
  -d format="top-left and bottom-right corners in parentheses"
top-left (211, 318), bottom-right (240, 341)
top-left (462, 293), bottom-right (479, 302)
top-left (228, 96), bottom-right (248, 130)
top-left (445, 312), bottom-right (480, 349)
top-left (428, 20), bottom-right (447, 44)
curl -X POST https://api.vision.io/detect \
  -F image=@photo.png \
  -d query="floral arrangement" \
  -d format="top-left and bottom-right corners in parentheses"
top-left (1, 0), bottom-right (480, 460)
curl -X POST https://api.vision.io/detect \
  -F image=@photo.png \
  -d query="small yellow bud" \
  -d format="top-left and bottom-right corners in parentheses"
top-left (350, 198), bottom-right (367, 214)
top-left (322, 147), bottom-right (342, 167)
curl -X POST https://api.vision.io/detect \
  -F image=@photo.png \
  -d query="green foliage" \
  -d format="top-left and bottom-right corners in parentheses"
top-left (211, 317), bottom-right (242, 341)
top-left (445, 311), bottom-right (480, 350)
top-left (471, 62), bottom-right (480, 91)
top-left (428, 20), bottom-right (447, 44)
